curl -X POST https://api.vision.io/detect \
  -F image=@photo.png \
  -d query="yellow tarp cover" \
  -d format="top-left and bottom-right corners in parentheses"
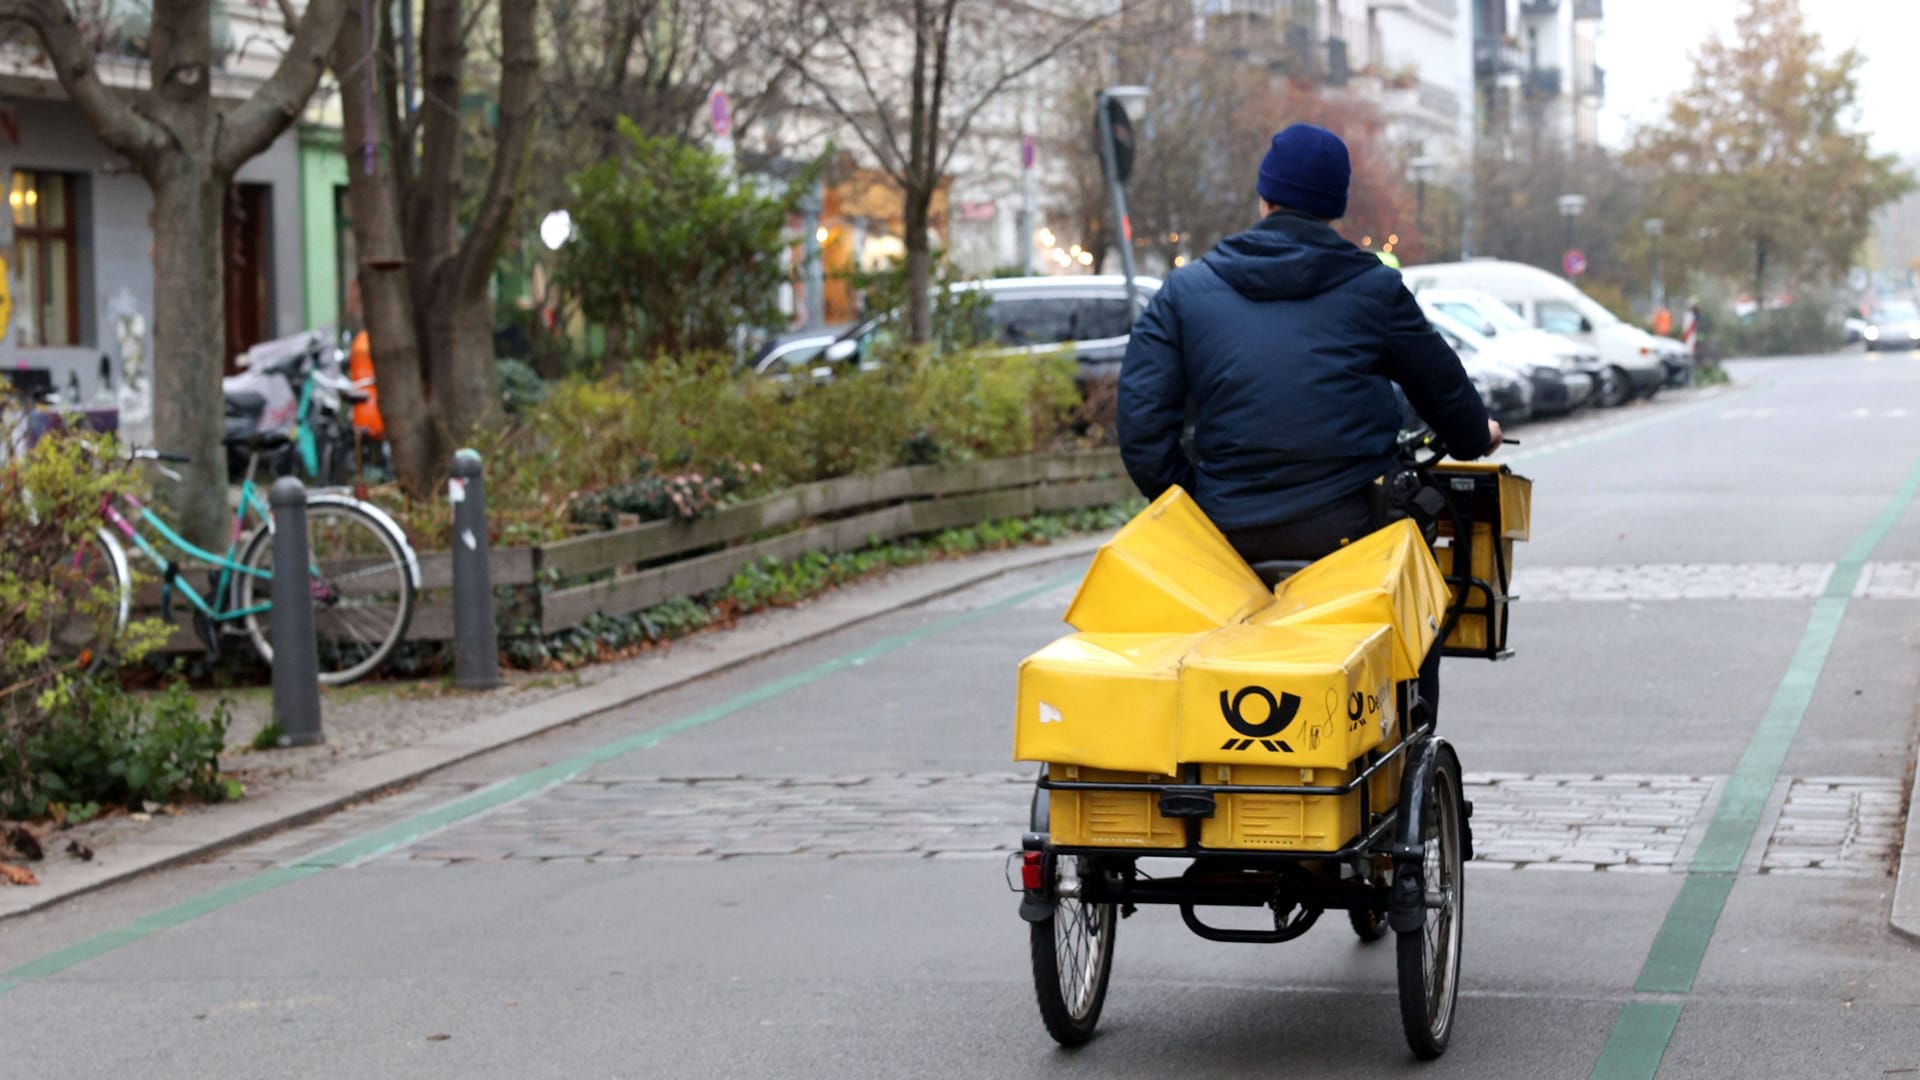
top-left (1063, 487), bottom-right (1272, 633)
top-left (1176, 623), bottom-right (1397, 769)
top-left (1253, 518), bottom-right (1449, 681)
top-left (1014, 632), bottom-right (1206, 776)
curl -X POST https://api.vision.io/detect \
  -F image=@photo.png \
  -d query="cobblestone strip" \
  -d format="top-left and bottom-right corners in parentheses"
top-left (1463, 774), bottom-right (1715, 873)
top-left (1759, 777), bottom-right (1907, 876)
top-left (385, 770), bottom-right (1901, 877)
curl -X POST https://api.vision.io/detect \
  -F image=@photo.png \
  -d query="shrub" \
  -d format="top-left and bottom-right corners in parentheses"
top-left (0, 678), bottom-right (236, 821)
top-left (1719, 297), bottom-right (1839, 357)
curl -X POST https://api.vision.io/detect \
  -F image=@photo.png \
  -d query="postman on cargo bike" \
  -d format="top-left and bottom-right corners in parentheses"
top-left (1005, 123), bottom-right (1530, 1060)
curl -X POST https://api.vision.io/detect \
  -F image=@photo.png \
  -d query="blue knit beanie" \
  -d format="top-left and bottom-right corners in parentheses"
top-left (1256, 123), bottom-right (1350, 221)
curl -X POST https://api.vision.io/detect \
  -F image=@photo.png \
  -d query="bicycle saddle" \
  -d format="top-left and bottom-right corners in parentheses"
top-left (224, 429), bottom-right (292, 452)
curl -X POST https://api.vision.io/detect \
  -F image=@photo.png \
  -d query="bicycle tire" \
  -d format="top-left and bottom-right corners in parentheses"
top-left (48, 527), bottom-right (131, 670)
top-left (234, 496), bottom-right (415, 686)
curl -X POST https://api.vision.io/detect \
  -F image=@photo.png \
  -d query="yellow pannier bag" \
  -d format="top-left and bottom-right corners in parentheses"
top-left (1429, 461), bottom-right (1531, 656)
top-left (1254, 518), bottom-right (1447, 681)
top-left (1064, 487), bottom-right (1272, 634)
top-left (1014, 632), bottom-right (1205, 776)
top-left (1175, 622), bottom-right (1397, 770)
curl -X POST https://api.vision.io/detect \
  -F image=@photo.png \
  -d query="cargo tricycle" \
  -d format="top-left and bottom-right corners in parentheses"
top-left (1010, 432), bottom-right (1529, 1059)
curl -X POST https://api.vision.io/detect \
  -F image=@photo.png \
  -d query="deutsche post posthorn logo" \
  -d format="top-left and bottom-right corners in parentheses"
top-left (1218, 687), bottom-right (1299, 752)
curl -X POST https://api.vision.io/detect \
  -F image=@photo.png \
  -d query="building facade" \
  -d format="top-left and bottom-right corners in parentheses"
top-left (1473, 0), bottom-right (1605, 155)
top-left (0, 4), bottom-right (333, 446)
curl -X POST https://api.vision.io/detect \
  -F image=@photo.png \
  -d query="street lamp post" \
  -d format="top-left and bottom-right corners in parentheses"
top-left (1556, 193), bottom-right (1587, 277)
top-left (1095, 85), bottom-right (1149, 311)
top-left (1643, 217), bottom-right (1665, 314)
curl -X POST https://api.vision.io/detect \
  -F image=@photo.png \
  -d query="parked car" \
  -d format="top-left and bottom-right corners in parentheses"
top-left (1403, 260), bottom-right (1668, 407)
top-left (816, 275), bottom-right (1162, 423)
top-left (1424, 302), bottom-right (1588, 418)
top-left (1417, 288), bottom-right (1597, 415)
top-left (746, 328), bottom-right (843, 380)
top-left (1427, 319), bottom-right (1532, 424)
top-left (1864, 299), bottom-right (1920, 352)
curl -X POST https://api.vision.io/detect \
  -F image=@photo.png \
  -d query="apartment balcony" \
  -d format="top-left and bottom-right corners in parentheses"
top-left (1578, 63), bottom-right (1606, 101)
top-left (1574, 0), bottom-right (1603, 19)
top-left (1519, 0), bottom-right (1558, 17)
top-left (1524, 65), bottom-right (1562, 99)
top-left (1474, 38), bottom-right (1525, 80)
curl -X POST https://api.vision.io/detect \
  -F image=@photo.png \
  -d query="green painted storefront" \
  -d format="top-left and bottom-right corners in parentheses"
top-left (296, 125), bottom-right (350, 331)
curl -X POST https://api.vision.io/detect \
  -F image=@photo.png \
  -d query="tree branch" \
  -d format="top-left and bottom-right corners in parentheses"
top-left (0, 0), bottom-right (166, 163)
top-left (935, 4), bottom-right (1114, 178)
top-left (216, 0), bottom-right (349, 173)
top-left (455, 0), bottom-right (539, 299)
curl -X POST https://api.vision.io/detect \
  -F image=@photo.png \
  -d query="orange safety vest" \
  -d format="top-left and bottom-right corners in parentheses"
top-left (348, 330), bottom-right (386, 440)
top-left (1651, 308), bottom-right (1673, 337)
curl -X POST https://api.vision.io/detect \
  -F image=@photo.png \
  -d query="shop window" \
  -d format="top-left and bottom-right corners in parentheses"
top-left (10, 170), bottom-right (82, 348)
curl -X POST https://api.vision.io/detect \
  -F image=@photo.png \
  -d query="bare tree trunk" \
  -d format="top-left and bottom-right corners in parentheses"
top-left (334, 0), bottom-right (438, 494)
top-left (148, 163), bottom-right (230, 547)
top-left (903, 191), bottom-right (933, 342)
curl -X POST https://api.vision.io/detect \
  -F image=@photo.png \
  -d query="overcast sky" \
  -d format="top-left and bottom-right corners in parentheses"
top-left (1595, 0), bottom-right (1920, 160)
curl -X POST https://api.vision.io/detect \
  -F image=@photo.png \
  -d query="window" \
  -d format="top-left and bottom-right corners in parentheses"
top-left (10, 170), bottom-right (80, 347)
top-left (1073, 297), bottom-right (1136, 341)
top-left (989, 296), bottom-right (1078, 347)
top-left (1435, 301), bottom-right (1496, 337)
top-left (1536, 300), bottom-right (1588, 336)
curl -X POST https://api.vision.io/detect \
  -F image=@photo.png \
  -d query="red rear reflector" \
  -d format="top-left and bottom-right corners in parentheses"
top-left (1021, 851), bottom-right (1044, 891)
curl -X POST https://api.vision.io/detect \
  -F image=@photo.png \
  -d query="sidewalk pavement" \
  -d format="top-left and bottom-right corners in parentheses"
top-left (0, 536), bottom-right (1104, 920)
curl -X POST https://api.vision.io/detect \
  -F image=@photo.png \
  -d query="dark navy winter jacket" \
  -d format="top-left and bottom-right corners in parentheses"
top-left (1117, 212), bottom-right (1492, 532)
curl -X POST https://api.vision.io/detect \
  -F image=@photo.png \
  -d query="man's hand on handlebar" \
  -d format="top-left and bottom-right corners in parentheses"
top-left (1486, 419), bottom-right (1504, 455)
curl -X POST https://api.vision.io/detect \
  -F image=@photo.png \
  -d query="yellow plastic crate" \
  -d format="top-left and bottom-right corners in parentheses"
top-left (1197, 761), bottom-right (1402, 853)
top-left (1047, 765), bottom-right (1185, 849)
top-left (1064, 487), bottom-right (1272, 634)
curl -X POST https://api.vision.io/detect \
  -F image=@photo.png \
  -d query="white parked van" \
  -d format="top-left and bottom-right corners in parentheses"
top-left (1402, 260), bottom-right (1667, 407)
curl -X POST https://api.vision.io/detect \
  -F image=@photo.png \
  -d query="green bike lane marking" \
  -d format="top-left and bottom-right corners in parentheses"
top-left (1587, 446), bottom-right (1920, 1080)
top-left (0, 570), bottom-right (1084, 995)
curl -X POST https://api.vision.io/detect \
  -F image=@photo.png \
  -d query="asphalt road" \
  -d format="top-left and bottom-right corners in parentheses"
top-left (4, 352), bottom-right (1920, 1079)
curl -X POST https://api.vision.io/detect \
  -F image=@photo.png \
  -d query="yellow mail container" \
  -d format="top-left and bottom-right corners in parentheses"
top-left (1430, 462), bottom-right (1531, 655)
top-left (1047, 764), bottom-right (1185, 849)
top-left (1254, 519), bottom-right (1447, 681)
top-left (1014, 632), bottom-right (1204, 776)
top-left (1064, 487), bottom-right (1272, 634)
top-left (1196, 762), bottom-right (1400, 853)
top-left (1175, 623), bottom-right (1396, 769)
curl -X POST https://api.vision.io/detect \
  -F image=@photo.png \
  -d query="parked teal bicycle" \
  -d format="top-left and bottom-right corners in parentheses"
top-left (58, 432), bottom-right (419, 686)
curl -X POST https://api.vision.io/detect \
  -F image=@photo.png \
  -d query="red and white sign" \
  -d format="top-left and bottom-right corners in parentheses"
top-left (1562, 248), bottom-right (1587, 277)
top-left (709, 89), bottom-right (732, 138)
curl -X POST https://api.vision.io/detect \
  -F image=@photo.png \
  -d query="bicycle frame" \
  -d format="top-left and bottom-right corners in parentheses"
top-left (98, 468), bottom-right (273, 623)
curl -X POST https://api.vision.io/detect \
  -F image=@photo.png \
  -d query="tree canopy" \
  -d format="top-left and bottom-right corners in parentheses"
top-left (1629, 0), bottom-right (1913, 297)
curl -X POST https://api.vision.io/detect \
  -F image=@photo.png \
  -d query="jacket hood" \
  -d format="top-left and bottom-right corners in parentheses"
top-left (1202, 213), bottom-right (1383, 302)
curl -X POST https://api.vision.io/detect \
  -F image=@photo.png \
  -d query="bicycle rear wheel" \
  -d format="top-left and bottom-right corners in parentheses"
top-left (235, 498), bottom-right (414, 686)
top-left (48, 527), bottom-right (131, 669)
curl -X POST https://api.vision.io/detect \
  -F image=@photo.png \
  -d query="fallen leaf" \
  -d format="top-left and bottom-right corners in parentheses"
top-left (65, 839), bottom-right (94, 862)
top-left (0, 862), bottom-right (39, 886)
top-left (4, 824), bottom-right (43, 861)
top-left (130, 812), bottom-right (151, 823)
top-left (426, 1034), bottom-right (451, 1042)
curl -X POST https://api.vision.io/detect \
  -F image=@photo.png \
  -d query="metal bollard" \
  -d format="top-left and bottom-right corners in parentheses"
top-left (268, 477), bottom-right (324, 746)
top-left (449, 449), bottom-right (500, 689)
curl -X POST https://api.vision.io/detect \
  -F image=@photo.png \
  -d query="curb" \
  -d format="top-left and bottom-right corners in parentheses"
top-left (1894, 748), bottom-right (1920, 942)
top-left (0, 536), bottom-right (1103, 921)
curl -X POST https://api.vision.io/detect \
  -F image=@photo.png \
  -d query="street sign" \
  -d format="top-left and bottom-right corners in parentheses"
top-left (1563, 248), bottom-right (1587, 277)
top-left (709, 88), bottom-right (732, 138)
top-left (1095, 96), bottom-right (1135, 185)
top-left (1849, 267), bottom-right (1870, 292)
